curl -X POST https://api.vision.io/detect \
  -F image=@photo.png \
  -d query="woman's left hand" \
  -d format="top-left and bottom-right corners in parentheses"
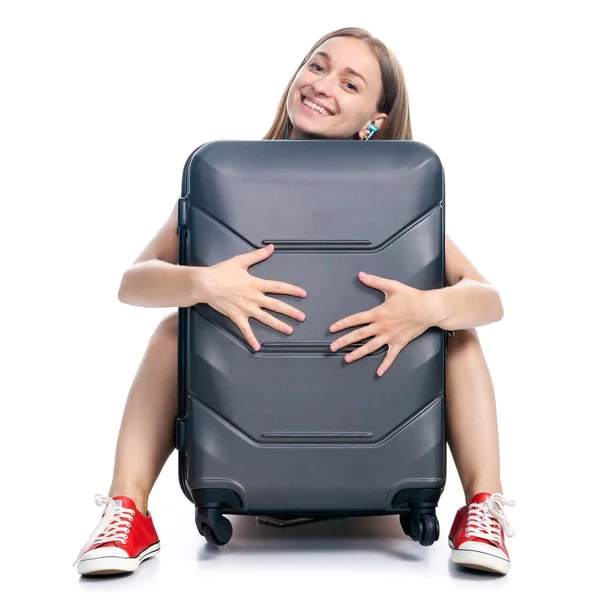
top-left (329, 271), bottom-right (432, 377)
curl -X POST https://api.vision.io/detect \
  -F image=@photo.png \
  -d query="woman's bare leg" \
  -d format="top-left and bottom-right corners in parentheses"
top-left (445, 328), bottom-right (503, 504)
top-left (108, 311), bottom-right (179, 515)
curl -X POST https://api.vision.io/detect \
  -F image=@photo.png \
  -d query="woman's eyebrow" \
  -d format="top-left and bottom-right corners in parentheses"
top-left (313, 51), bottom-right (367, 86)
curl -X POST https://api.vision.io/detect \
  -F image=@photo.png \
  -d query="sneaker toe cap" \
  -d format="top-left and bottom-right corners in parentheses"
top-left (80, 545), bottom-right (130, 561)
top-left (458, 540), bottom-right (509, 561)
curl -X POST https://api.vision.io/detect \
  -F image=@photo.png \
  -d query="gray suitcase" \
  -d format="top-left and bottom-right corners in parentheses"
top-left (176, 140), bottom-right (449, 547)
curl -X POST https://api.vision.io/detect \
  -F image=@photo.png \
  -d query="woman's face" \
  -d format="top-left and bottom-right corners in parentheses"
top-left (286, 36), bottom-right (388, 140)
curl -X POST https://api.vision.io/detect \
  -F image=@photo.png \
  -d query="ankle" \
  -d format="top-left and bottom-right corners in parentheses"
top-left (463, 481), bottom-right (503, 505)
top-left (108, 484), bottom-right (149, 515)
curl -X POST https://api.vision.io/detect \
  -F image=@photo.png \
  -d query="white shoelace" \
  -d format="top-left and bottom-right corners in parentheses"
top-left (465, 493), bottom-right (516, 544)
top-left (73, 495), bottom-right (135, 565)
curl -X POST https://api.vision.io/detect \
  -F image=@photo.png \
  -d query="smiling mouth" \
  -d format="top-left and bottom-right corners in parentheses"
top-left (300, 95), bottom-right (334, 116)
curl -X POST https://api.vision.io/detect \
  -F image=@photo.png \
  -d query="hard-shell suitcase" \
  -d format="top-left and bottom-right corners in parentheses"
top-left (176, 139), bottom-right (449, 548)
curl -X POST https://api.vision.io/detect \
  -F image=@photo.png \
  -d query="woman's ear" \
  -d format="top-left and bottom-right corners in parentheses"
top-left (373, 114), bottom-right (387, 131)
top-left (358, 113), bottom-right (388, 139)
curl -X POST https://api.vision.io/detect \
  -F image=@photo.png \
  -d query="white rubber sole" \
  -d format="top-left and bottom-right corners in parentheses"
top-left (77, 542), bottom-right (161, 576)
top-left (448, 539), bottom-right (510, 575)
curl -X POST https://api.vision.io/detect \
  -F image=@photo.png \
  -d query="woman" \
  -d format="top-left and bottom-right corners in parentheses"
top-left (74, 27), bottom-right (515, 577)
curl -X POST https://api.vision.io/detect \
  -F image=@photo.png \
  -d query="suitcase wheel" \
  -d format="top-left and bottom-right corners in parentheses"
top-left (195, 506), bottom-right (233, 547)
top-left (399, 513), bottom-right (412, 537)
top-left (400, 511), bottom-right (440, 547)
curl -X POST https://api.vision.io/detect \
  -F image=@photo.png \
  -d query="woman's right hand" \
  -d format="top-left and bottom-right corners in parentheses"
top-left (199, 244), bottom-right (307, 351)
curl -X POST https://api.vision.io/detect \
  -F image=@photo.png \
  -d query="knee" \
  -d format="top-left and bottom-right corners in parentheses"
top-left (150, 311), bottom-right (178, 344)
top-left (447, 328), bottom-right (479, 350)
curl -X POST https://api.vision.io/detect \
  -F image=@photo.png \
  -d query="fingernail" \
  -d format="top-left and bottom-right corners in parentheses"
top-left (330, 325), bottom-right (338, 332)
top-left (359, 271), bottom-right (367, 277)
top-left (285, 326), bottom-right (293, 334)
top-left (331, 343), bottom-right (338, 352)
top-left (345, 356), bottom-right (353, 363)
top-left (298, 313), bottom-right (305, 321)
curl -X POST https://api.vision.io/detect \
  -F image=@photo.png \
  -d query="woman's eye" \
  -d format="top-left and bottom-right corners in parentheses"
top-left (345, 82), bottom-right (357, 91)
top-left (309, 63), bottom-right (324, 73)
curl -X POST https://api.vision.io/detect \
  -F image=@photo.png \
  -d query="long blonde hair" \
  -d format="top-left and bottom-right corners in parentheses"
top-left (263, 27), bottom-right (412, 141)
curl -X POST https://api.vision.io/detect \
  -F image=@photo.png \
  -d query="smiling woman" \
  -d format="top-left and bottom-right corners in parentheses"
top-left (74, 25), bottom-right (515, 579)
top-left (263, 27), bottom-right (411, 141)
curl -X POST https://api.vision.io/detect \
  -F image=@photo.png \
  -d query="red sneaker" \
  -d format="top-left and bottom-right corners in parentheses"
top-left (73, 495), bottom-right (160, 575)
top-left (448, 492), bottom-right (515, 575)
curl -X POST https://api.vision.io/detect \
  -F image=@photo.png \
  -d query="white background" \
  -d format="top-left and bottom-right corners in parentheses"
top-left (1, 0), bottom-right (598, 597)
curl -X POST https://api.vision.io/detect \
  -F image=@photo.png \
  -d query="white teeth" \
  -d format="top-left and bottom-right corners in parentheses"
top-left (302, 97), bottom-right (332, 116)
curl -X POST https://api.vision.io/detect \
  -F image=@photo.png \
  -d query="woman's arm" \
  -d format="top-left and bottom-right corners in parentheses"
top-left (424, 235), bottom-right (504, 330)
top-left (118, 200), bottom-right (210, 308)
top-left (118, 260), bottom-right (210, 308)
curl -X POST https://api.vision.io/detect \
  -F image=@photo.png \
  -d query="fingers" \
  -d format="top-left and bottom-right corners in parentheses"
top-left (376, 345), bottom-right (401, 377)
top-left (260, 279), bottom-right (307, 298)
top-left (235, 245), bottom-right (308, 297)
top-left (251, 308), bottom-right (295, 335)
top-left (231, 315), bottom-right (261, 352)
top-left (261, 296), bottom-right (306, 322)
top-left (343, 336), bottom-right (386, 363)
top-left (330, 324), bottom-right (378, 352)
top-left (358, 271), bottom-right (396, 294)
top-left (236, 244), bottom-right (275, 269)
top-left (330, 308), bottom-right (375, 333)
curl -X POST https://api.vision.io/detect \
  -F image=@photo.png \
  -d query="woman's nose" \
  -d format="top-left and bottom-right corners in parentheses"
top-left (312, 75), bottom-right (335, 96)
